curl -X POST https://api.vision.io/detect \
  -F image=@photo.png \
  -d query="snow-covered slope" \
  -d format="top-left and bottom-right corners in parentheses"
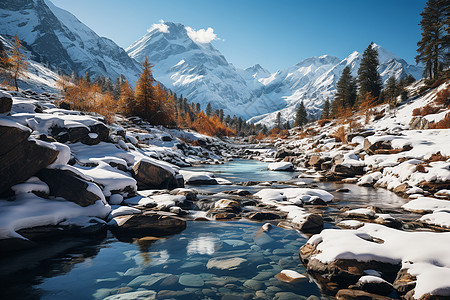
top-left (248, 44), bottom-right (424, 127)
top-left (0, 0), bottom-right (140, 82)
top-left (127, 22), bottom-right (270, 118)
top-left (0, 35), bottom-right (59, 93)
top-left (127, 23), bottom-right (422, 124)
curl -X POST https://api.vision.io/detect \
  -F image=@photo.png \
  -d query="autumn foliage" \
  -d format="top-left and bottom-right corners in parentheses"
top-left (59, 57), bottom-right (235, 136)
top-left (191, 112), bottom-right (235, 137)
top-left (429, 113), bottom-right (450, 129)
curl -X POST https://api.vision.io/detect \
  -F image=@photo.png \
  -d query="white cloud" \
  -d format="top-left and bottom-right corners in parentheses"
top-left (186, 26), bottom-right (220, 44)
top-left (148, 20), bottom-right (169, 33)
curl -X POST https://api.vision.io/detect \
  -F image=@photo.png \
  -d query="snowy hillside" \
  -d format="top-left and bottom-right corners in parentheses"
top-left (248, 44), bottom-right (424, 127)
top-left (0, 35), bottom-right (59, 93)
top-left (127, 22), bottom-right (422, 123)
top-left (0, 0), bottom-right (140, 82)
top-left (127, 22), bottom-right (267, 118)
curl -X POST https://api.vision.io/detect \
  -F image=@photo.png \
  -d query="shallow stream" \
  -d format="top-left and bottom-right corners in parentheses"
top-left (0, 159), bottom-right (410, 299)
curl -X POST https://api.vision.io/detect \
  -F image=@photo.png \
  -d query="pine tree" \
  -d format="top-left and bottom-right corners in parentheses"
top-left (357, 42), bottom-right (382, 103)
top-left (416, 0), bottom-right (449, 79)
top-left (322, 98), bottom-right (331, 119)
top-left (134, 57), bottom-right (156, 121)
top-left (295, 101), bottom-right (308, 128)
top-left (384, 76), bottom-right (400, 108)
top-left (275, 112), bottom-right (282, 130)
top-left (335, 66), bottom-right (357, 110)
top-left (206, 102), bottom-right (213, 117)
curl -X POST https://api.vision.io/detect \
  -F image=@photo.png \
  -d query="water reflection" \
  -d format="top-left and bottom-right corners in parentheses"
top-left (186, 234), bottom-right (219, 255)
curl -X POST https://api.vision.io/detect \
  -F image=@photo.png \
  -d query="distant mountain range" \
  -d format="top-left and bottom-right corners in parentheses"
top-left (0, 1), bottom-right (423, 125)
top-left (0, 0), bottom-right (140, 82)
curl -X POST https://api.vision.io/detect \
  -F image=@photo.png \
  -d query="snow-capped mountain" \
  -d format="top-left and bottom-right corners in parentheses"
top-left (0, 0), bottom-right (140, 81)
top-left (127, 22), bottom-right (270, 118)
top-left (248, 44), bottom-right (423, 126)
top-left (127, 21), bottom-right (422, 123)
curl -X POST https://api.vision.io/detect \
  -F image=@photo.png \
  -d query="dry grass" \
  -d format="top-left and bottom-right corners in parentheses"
top-left (318, 119), bottom-right (331, 127)
top-left (333, 126), bottom-right (347, 144)
top-left (429, 113), bottom-right (450, 129)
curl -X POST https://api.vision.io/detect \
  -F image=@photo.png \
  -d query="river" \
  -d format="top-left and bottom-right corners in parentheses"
top-left (0, 159), bottom-right (410, 299)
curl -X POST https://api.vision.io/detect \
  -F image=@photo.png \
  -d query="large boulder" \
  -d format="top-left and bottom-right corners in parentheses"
top-left (37, 168), bottom-right (102, 207)
top-left (328, 164), bottom-right (364, 179)
top-left (108, 211), bottom-right (186, 240)
top-left (0, 124), bottom-right (31, 156)
top-left (132, 158), bottom-right (184, 190)
top-left (363, 139), bottom-right (393, 155)
top-left (0, 92), bottom-right (13, 114)
top-left (0, 125), bottom-right (59, 195)
top-left (299, 244), bottom-right (401, 295)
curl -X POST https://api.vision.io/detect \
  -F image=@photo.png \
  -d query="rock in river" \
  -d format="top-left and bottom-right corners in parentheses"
top-left (108, 211), bottom-right (186, 240)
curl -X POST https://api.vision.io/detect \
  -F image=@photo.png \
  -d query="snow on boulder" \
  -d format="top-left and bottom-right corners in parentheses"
top-left (0, 193), bottom-right (110, 240)
top-left (275, 270), bottom-right (307, 284)
top-left (255, 188), bottom-right (334, 204)
top-left (300, 223), bottom-right (450, 299)
top-left (179, 170), bottom-right (217, 185)
top-left (419, 211), bottom-right (450, 228)
top-left (108, 205), bottom-right (141, 221)
top-left (73, 162), bottom-right (137, 197)
top-left (132, 157), bottom-right (184, 190)
top-left (268, 161), bottom-right (294, 171)
top-left (151, 194), bottom-right (186, 210)
top-left (11, 177), bottom-right (49, 196)
top-left (402, 197), bottom-right (450, 213)
top-left (0, 123), bottom-right (58, 194)
top-left (37, 167), bottom-right (105, 207)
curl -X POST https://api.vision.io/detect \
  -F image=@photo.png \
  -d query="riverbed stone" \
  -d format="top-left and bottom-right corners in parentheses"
top-left (207, 257), bottom-right (248, 271)
top-left (244, 279), bottom-right (264, 290)
top-left (108, 211), bottom-right (186, 240)
top-left (179, 274), bottom-right (204, 287)
top-left (104, 290), bottom-right (157, 300)
top-left (335, 289), bottom-right (392, 300)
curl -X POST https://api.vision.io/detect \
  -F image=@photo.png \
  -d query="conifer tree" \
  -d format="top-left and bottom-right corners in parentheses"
top-left (384, 76), bottom-right (400, 107)
top-left (275, 112), bottom-right (282, 130)
top-left (134, 57), bottom-right (156, 121)
top-left (117, 80), bottom-right (135, 115)
top-left (334, 66), bottom-right (357, 110)
top-left (206, 102), bottom-right (213, 117)
top-left (322, 98), bottom-right (331, 119)
top-left (295, 101), bottom-right (308, 128)
top-left (416, 0), bottom-right (449, 79)
top-left (357, 42), bottom-right (382, 103)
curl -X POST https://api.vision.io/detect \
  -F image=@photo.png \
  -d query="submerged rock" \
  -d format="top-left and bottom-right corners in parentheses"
top-left (206, 257), bottom-right (248, 271)
top-left (108, 211), bottom-right (186, 240)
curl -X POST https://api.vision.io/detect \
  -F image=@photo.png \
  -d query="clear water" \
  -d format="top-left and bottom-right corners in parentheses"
top-left (2, 221), bottom-right (322, 300)
top-left (1, 159), bottom-right (409, 299)
top-left (185, 159), bottom-right (299, 183)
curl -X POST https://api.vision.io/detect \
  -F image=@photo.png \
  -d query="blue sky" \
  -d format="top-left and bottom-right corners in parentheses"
top-left (51, 0), bottom-right (426, 72)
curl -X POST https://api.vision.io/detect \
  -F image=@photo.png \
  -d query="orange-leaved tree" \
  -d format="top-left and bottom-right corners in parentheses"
top-left (134, 57), bottom-right (156, 121)
top-left (1, 36), bottom-right (28, 91)
top-left (117, 80), bottom-right (135, 116)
